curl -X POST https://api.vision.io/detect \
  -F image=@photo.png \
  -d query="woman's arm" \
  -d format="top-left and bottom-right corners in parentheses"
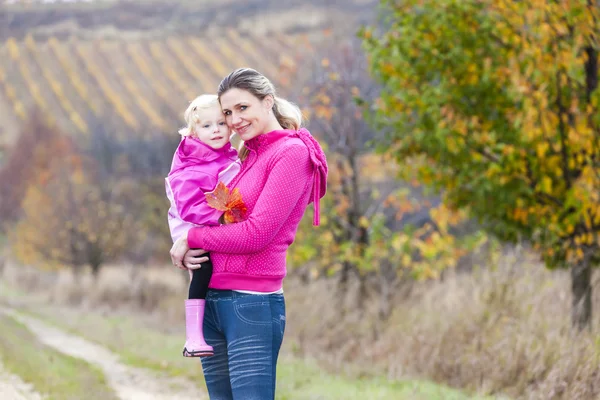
top-left (187, 144), bottom-right (313, 253)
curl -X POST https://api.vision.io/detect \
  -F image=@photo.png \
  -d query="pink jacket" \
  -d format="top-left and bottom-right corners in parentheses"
top-left (165, 137), bottom-right (240, 243)
top-left (188, 128), bottom-right (328, 292)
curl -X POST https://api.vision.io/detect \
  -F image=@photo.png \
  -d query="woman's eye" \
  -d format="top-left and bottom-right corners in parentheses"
top-left (240, 105), bottom-right (247, 111)
top-left (224, 110), bottom-right (231, 116)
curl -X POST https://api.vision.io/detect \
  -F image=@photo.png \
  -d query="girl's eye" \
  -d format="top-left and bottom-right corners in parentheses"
top-left (203, 125), bottom-right (210, 128)
top-left (219, 121), bottom-right (226, 126)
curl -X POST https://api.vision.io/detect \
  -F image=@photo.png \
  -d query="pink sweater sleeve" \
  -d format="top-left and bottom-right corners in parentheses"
top-left (170, 168), bottom-right (223, 227)
top-left (188, 144), bottom-right (312, 253)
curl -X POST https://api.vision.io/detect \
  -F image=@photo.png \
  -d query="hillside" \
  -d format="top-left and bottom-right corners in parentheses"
top-left (0, 31), bottom-right (304, 145)
top-left (0, 0), bottom-right (376, 40)
top-left (0, 0), bottom-right (377, 148)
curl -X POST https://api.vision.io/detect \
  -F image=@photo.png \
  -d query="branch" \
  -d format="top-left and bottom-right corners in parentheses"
top-left (521, 156), bottom-right (564, 207)
top-left (364, 186), bottom-right (401, 219)
top-left (555, 70), bottom-right (573, 188)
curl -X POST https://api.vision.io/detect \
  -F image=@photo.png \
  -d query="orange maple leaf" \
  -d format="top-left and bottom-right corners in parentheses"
top-left (205, 182), bottom-right (248, 224)
top-left (206, 182), bottom-right (230, 212)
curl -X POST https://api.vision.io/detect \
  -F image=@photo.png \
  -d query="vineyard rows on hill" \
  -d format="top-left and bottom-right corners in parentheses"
top-left (0, 31), bottom-right (302, 144)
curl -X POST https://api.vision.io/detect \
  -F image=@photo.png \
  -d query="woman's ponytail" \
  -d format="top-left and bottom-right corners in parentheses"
top-left (272, 96), bottom-right (302, 131)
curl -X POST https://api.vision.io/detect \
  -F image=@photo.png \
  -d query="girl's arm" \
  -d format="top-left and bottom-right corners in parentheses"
top-left (169, 168), bottom-right (223, 226)
top-left (188, 144), bottom-right (312, 253)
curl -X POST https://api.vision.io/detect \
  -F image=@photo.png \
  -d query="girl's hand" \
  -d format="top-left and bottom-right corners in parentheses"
top-left (184, 248), bottom-right (209, 270)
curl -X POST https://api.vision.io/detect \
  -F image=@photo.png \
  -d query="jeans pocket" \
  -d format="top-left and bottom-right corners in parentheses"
top-left (233, 297), bottom-right (271, 326)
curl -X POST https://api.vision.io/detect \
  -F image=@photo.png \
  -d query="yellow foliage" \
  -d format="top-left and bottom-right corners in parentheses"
top-left (365, 0), bottom-right (600, 271)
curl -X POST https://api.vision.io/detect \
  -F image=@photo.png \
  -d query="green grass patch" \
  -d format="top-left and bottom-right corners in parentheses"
top-left (18, 306), bottom-right (203, 382)
top-left (0, 313), bottom-right (118, 400)
top-left (0, 278), bottom-right (195, 378)
top-left (276, 356), bottom-right (492, 400)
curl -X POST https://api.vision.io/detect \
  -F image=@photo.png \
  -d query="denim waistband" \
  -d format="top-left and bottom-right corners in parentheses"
top-left (206, 289), bottom-right (282, 300)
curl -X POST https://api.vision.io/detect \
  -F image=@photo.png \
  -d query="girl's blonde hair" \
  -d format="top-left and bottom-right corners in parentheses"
top-left (178, 94), bottom-right (220, 137)
top-left (217, 68), bottom-right (302, 160)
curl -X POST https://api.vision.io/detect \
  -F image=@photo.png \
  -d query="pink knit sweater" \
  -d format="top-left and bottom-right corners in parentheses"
top-left (188, 128), bottom-right (328, 292)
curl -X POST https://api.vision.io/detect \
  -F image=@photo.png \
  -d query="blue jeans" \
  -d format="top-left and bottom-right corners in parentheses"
top-left (200, 289), bottom-right (286, 400)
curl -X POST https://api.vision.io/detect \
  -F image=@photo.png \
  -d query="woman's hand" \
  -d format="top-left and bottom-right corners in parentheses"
top-left (170, 231), bottom-right (191, 270)
top-left (170, 230), bottom-right (209, 271)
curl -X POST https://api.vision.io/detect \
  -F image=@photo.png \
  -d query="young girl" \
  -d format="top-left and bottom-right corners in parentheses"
top-left (165, 94), bottom-right (241, 357)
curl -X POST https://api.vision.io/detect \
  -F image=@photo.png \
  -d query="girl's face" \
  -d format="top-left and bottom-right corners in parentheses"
top-left (219, 88), bottom-right (274, 142)
top-left (192, 105), bottom-right (231, 149)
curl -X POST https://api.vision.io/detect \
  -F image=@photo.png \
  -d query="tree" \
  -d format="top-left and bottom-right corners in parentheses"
top-left (362, 0), bottom-right (600, 330)
top-left (295, 39), bottom-right (385, 298)
top-left (286, 38), bottom-right (482, 317)
top-left (0, 112), bottom-right (61, 231)
top-left (10, 122), bottom-right (136, 278)
top-left (83, 117), bottom-right (178, 265)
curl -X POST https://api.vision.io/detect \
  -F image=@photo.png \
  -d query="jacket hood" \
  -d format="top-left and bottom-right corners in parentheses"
top-left (295, 128), bottom-right (328, 226)
top-left (169, 137), bottom-right (237, 176)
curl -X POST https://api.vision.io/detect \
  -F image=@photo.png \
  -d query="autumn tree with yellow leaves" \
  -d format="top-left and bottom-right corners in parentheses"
top-left (363, 0), bottom-right (600, 329)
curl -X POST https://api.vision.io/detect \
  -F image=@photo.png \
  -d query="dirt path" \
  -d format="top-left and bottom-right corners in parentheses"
top-left (0, 362), bottom-right (43, 400)
top-left (0, 308), bottom-right (206, 400)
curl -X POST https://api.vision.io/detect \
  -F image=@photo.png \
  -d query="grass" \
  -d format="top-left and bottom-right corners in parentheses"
top-left (0, 286), bottom-right (488, 400)
top-left (276, 356), bottom-right (489, 400)
top-left (2, 246), bottom-right (600, 398)
top-left (0, 313), bottom-right (118, 400)
top-left (282, 248), bottom-right (600, 400)
top-left (8, 302), bottom-right (203, 382)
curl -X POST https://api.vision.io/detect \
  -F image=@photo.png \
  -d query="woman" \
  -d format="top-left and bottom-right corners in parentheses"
top-left (170, 67), bottom-right (328, 399)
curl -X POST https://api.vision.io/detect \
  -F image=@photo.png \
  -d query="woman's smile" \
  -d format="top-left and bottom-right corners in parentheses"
top-left (235, 124), bottom-right (251, 135)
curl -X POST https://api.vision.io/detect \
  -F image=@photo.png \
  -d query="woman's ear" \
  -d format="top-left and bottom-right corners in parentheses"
top-left (263, 95), bottom-right (275, 111)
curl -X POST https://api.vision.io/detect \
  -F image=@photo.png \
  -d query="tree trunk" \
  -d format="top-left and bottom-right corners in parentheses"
top-left (571, 260), bottom-right (592, 331)
top-left (338, 261), bottom-right (353, 312)
top-left (71, 263), bottom-right (82, 284)
top-left (338, 261), bottom-right (365, 312)
top-left (90, 262), bottom-right (101, 280)
top-left (378, 260), bottom-right (396, 321)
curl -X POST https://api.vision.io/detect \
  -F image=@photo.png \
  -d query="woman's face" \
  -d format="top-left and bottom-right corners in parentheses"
top-left (220, 88), bottom-right (274, 142)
